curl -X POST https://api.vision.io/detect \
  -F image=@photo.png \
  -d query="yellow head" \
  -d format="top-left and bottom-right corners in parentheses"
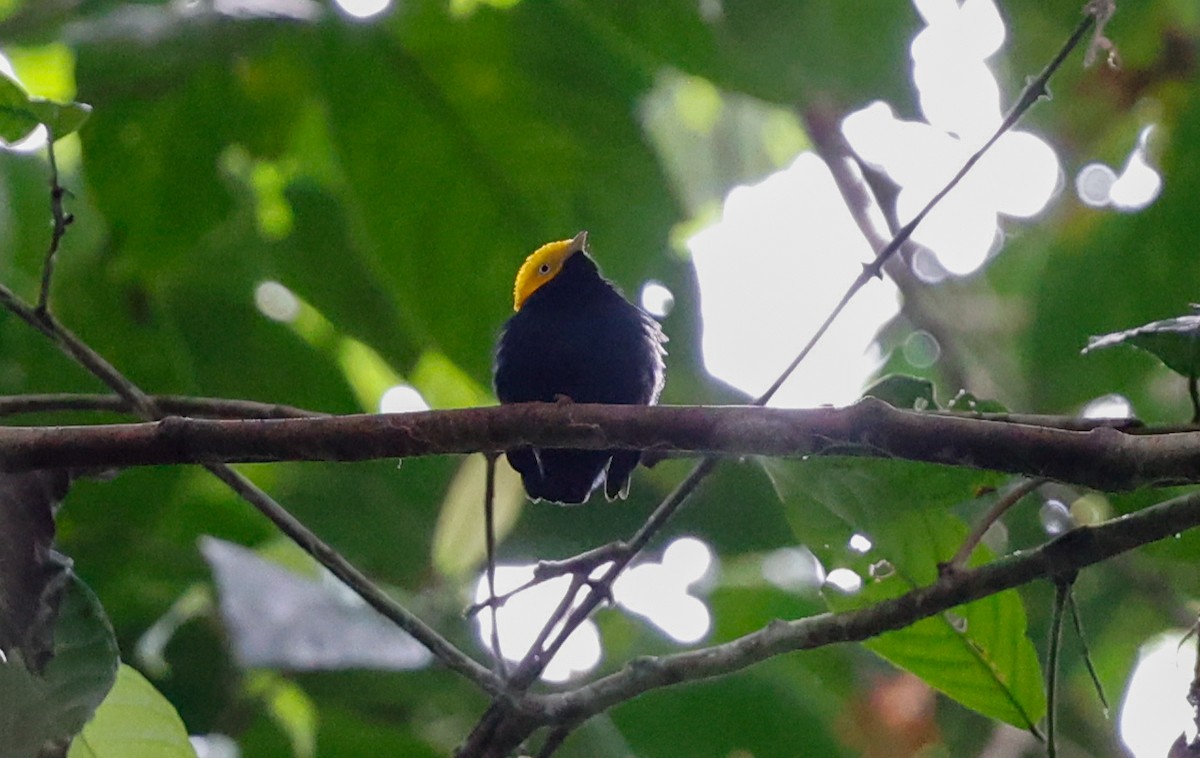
top-left (512, 231), bottom-right (588, 311)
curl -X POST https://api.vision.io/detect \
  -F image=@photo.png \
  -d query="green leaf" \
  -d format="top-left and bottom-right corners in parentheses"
top-left (763, 458), bottom-right (1045, 729)
top-left (0, 70), bottom-right (92, 141)
top-left (862, 374), bottom-right (938, 410)
top-left (1017, 91), bottom-right (1200, 420)
top-left (1084, 311), bottom-right (1200, 380)
top-left (0, 71), bottom-right (40, 143)
top-left (946, 390), bottom-right (1010, 414)
top-left (269, 183), bottom-right (422, 374)
top-left (246, 671), bottom-right (316, 758)
top-left (823, 514), bottom-right (1047, 731)
top-left (762, 457), bottom-right (1002, 574)
top-left (0, 575), bottom-right (119, 754)
top-left (579, 0), bottom-right (918, 107)
top-left (25, 98), bottom-right (92, 139)
top-left (68, 664), bottom-right (196, 758)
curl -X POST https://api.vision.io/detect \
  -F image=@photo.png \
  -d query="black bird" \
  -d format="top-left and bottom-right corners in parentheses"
top-left (493, 231), bottom-right (667, 504)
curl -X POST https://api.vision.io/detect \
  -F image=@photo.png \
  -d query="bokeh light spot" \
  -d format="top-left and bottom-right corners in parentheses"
top-left (640, 281), bottom-right (675, 318)
top-left (1120, 631), bottom-right (1198, 757)
top-left (1081, 393), bottom-right (1133, 419)
top-left (473, 566), bottom-right (601, 683)
top-left (254, 281), bottom-right (300, 323)
top-left (824, 568), bottom-right (863, 594)
top-left (333, 0), bottom-right (391, 20)
top-left (379, 384), bottom-right (430, 414)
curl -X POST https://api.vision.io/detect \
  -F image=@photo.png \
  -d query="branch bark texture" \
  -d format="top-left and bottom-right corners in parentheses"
top-left (2, 400), bottom-right (1196, 492)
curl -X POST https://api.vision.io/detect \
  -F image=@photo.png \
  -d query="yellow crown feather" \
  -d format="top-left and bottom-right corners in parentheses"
top-left (512, 231), bottom-right (588, 311)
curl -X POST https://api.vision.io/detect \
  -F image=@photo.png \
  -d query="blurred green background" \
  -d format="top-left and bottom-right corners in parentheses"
top-left (1, 0), bottom-right (1198, 755)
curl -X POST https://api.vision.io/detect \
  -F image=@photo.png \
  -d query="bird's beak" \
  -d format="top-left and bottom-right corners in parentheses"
top-left (570, 230), bottom-right (588, 253)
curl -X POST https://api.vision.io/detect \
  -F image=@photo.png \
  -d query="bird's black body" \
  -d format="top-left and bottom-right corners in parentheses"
top-left (494, 250), bottom-right (665, 504)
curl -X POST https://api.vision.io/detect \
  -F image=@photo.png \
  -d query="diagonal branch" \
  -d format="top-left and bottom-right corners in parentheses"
top-left (521, 484), bottom-right (1200, 726)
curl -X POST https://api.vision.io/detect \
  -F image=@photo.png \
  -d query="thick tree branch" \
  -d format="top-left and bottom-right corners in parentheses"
top-left (1, 400), bottom-right (1195, 492)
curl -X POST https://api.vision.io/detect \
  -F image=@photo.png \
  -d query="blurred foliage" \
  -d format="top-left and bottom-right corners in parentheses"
top-left (0, 0), bottom-right (1197, 756)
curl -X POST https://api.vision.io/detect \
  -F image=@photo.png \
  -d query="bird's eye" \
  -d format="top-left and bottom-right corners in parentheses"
top-left (538, 263), bottom-right (551, 275)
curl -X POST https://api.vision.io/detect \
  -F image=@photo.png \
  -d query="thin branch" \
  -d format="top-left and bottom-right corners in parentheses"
top-left (37, 135), bottom-right (72, 315)
top-left (801, 100), bottom-right (976, 397)
top-left (0, 393), bottom-right (326, 419)
top-left (483, 452), bottom-right (506, 678)
top-left (203, 462), bottom-right (500, 691)
top-left (1068, 590), bottom-right (1109, 713)
top-left (466, 542), bottom-right (629, 618)
top-left (754, 10), bottom-right (1096, 407)
top-left (535, 725), bottom-right (575, 758)
top-left (520, 458), bottom-right (718, 684)
top-left (945, 478), bottom-right (1047, 572)
top-left (1045, 578), bottom-right (1071, 758)
top-left (3, 402), bottom-right (1198, 492)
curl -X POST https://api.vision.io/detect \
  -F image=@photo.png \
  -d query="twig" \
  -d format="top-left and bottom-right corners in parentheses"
top-left (204, 462), bottom-right (499, 691)
top-left (521, 458), bottom-right (719, 683)
top-left (483, 452), bottom-right (507, 678)
top-left (755, 11), bottom-right (1097, 408)
top-left (37, 135), bottom-right (72, 314)
top-left (458, 459), bottom-right (719, 756)
top-left (1045, 578), bottom-right (1072, 758)
top-left (1189, 619), bottom-right (1200, 736)
top-left (801, 101), bottom-right (975, 397)
top-left (535, 725), bottom-right (575, 758)
top-left (945, 478), bottom-right (1047, 573)
top-left (465, 542), bottom-right (629, 618)
top-left (0, 392), bottom-right (326, 419)
top-left (1067, 590), bottom-right (1109, 713)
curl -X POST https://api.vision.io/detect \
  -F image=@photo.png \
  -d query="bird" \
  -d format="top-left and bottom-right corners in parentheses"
top-left (493, 231), bottom-right (666, 505)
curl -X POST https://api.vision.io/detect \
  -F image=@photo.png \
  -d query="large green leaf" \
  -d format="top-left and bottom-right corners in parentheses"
top-left (574, 0), bottom-right (918, 108)
top-left (0, 69), bottom-right (90, 142)
top-left (825, 515), bottom-right (1047, 732)
top-left (0, 71), bottom-right (42, 142)
top-left (0, 575), bottom-right (119, 755)
top-left (764, 458), bottom-right (1046, 729)
top-left (1084, 311), bottom-right (1200, 381)
top-left (69, 664), bottom-right (196, 758)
